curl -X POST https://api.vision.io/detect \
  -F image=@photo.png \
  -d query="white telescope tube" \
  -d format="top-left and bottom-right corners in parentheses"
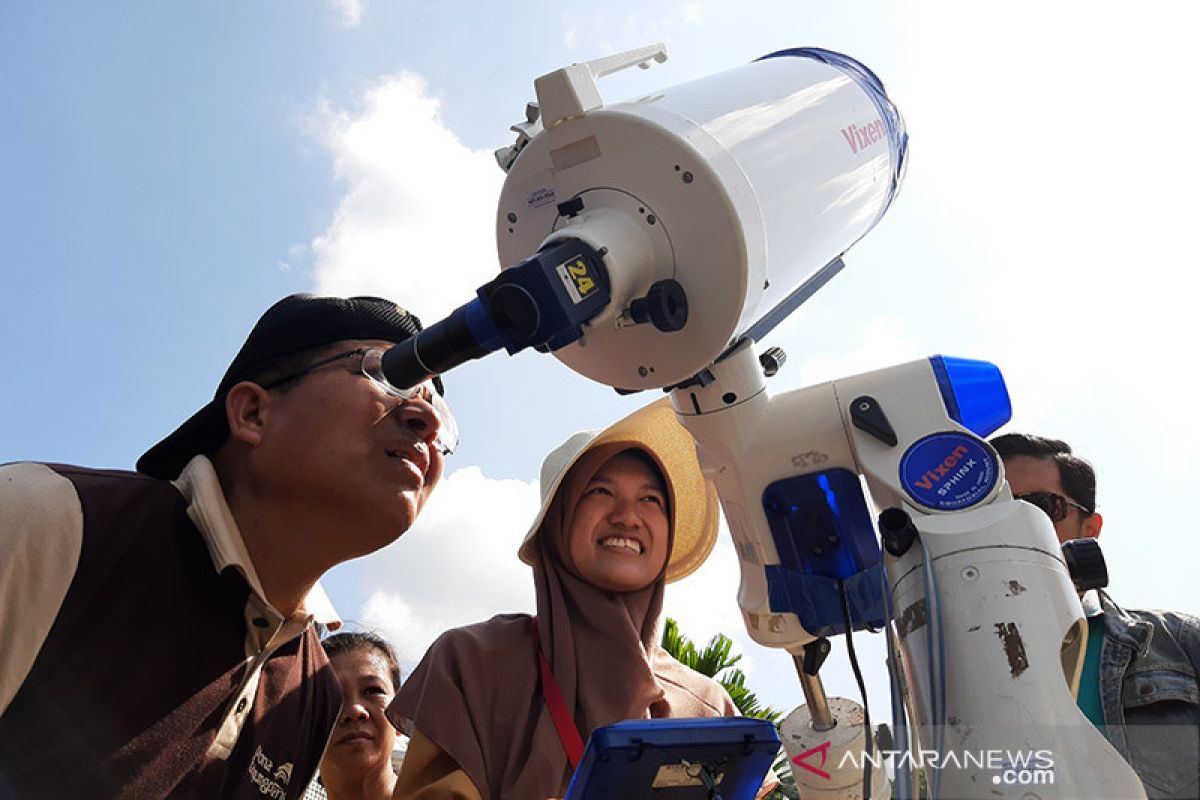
top-left (497, 47), bottom-right (906, 390)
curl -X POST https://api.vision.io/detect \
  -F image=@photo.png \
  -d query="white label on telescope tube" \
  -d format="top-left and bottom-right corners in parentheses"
top-left (526, 185), bottom-right (557, 209)
top-left (550, 135), bottom-right (601, 172)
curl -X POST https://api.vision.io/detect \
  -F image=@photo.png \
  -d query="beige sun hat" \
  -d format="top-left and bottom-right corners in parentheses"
top-left (518, 398), bottom-right (720, 583)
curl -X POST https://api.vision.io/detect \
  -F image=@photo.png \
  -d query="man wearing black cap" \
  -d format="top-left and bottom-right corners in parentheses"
top-left (0, 294), bottom-right (457, 799)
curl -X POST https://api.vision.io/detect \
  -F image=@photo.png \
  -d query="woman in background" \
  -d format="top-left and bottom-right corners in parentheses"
top-left (319, 632), bottom-right (402, 800)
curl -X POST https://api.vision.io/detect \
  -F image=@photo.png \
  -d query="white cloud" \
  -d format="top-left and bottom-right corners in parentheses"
top-left (663, 525), bottom-right (750, 646)
top-left (309, 73), bottom-right (504, 321)
top-left (331, 0), bottom-right (367, 29)
top-left (663, 526), bottom-right (766, 678)
top-left (793, 317), bottom-right (922, 388)
top-left (557, 1), bottom-right (704, 60)
top-left (355, 466), bottom-right (541, 672)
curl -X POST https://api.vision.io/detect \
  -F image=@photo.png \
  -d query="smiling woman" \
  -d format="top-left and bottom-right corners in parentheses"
top-left (384, 400), bottom-right (767, 800)
top-left (564, 449), bottom-right (671, 593)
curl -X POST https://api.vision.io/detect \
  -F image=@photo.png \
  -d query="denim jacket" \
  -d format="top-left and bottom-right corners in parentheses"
top-left (1091, 591), bottom-right (1200, 799)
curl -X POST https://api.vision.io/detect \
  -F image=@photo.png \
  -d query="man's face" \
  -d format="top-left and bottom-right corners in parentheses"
top-left (1002, 454), bottom-right (1098, 544)
top-left (249, 339), bottom-right (446, 559)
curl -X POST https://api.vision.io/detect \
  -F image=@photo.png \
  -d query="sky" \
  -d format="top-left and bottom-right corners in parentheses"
top-left (4, 1), bottom-right (1199, 725)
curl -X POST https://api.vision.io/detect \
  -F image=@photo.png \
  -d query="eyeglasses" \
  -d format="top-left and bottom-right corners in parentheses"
top-left (260, 348), bottom-right (459, 455)
top-left (1015, 491), bottom-right (1091, 523)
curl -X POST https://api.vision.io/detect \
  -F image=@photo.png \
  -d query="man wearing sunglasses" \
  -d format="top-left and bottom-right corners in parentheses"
top-left (0, 294), bottom-right (456, 798)
top-left (992, 432), bottom-right (1199, 799)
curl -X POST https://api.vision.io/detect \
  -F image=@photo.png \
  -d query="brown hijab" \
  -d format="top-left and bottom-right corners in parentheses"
top-left (389, 431), bottom-right (733, 800)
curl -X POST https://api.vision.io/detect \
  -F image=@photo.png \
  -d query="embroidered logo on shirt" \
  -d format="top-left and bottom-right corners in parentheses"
top-left (249, 746), bottom-right (292, 798)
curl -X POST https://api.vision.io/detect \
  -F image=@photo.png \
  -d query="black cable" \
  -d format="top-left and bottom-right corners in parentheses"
top-left (838, 577), bottom-right (872, 800)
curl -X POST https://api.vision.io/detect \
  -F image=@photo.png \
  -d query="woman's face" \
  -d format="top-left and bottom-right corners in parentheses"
top-left (322, 647), bottom-right (398, 775)
top-left (566, 450), bottom-right (670, 592)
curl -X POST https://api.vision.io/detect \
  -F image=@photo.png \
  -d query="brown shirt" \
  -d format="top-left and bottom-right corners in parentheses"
top-left (0, 458), bottom-right (342, 798)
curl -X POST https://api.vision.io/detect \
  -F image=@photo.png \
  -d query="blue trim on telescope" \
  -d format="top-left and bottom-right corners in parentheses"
top-left (759, 46), bottom-right (888, 96)
top-left (765, 563), bottom-right (889, 638)
top-left (463, 298), bottom-right (506, 351)
top-left (756, 47), bottom-right (908, 218)
top-left (929, 355), bottom-right (1012, 438)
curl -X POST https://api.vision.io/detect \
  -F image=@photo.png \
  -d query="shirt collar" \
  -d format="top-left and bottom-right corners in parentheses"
top-left (172, 455), bottom-right (341, 629)
top-left (1081, 589), bottom-right (1104, 617)
top-left (1096, 589), bottom-right (1154, 655)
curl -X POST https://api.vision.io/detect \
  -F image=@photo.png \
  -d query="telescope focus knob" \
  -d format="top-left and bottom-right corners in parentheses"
top-left (627, 279), bottom-right (688, 332)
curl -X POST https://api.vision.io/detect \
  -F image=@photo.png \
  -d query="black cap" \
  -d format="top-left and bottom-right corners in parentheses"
top-left (137, 294), bottom-right (427, 479)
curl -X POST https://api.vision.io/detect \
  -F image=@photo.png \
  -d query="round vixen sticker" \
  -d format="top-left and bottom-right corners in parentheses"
top-left (899, 432), bottom-right (997, 511)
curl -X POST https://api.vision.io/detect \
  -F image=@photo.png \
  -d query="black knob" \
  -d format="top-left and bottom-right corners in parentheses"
top-left (850, 395), bottom-right (898, 447)
top-left (759, 347), bottom-right (786, 377)
top-left (556, 196), bottom-right (584, 218)
top-left (875, 724), bottom-right (894, 752)
top-left (801, 637), bottom-right (832, 676)
top-left (1062, 538), bottom-right (1108, 592)
top-left (879, 507), bottom-right (918, 557)
top-left (628, 279), bottom-right (688, 332)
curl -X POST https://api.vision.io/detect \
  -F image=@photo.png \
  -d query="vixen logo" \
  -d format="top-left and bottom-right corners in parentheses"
top-left (900, 433), bottom-right (998, 511)
top-left (841, 118), bottom-right (887, 154)
top-left (912, 445), bottom-right (971, 490)
top-left (791, 740), bottom-right (832, 780)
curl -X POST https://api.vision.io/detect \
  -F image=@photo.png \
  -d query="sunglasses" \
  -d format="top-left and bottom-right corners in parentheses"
top-left (260, 347), bottom-right (458, 455)
top-left (1015, 491), bottom-right (1091, 523)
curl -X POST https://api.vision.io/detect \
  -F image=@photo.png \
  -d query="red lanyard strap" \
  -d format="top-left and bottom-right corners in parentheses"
top-left (531, 617), bottom-right (584, 769)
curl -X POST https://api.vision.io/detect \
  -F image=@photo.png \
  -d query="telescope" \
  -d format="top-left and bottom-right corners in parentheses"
top-left (384, 45), bottom-right (1147, 799)
top-left (381, 44), bottom-right (905, 392)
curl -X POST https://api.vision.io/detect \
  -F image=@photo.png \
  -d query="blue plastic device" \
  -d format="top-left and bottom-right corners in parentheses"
top-left (563, 718), bottom-right (780, 800)
top-left (762, 469), bottom-right (888, 637)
